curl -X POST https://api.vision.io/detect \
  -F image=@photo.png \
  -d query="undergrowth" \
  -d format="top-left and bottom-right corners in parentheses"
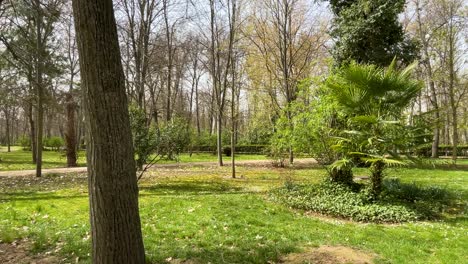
top-left (269, 178), bottom-right (461, 223)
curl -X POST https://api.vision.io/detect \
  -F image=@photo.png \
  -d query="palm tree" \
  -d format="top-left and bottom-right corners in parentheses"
top-left (326, 59), bottom-right (421, 118)
top-left (325, 59), bottom-right (422, 198)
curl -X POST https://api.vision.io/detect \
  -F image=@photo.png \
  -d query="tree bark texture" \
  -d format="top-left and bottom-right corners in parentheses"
top-left (72, 0), bottom-right (146, 262)
top-left (65, 93), bottom-right (78, 167)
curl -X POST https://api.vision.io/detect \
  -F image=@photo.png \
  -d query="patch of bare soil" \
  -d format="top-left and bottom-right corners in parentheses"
top-left (0, 241), bottom-right (59, 264)
top-left (280, 245), bottom-right (375, 264)
top-left (167, 257), bottom-right (198, 264)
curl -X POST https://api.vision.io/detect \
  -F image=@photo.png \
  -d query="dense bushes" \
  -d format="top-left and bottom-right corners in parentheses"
top-left (416, 144), bottom-right (468, 157)
top-left (43, 137), bottom-right (64, 151)
top-left (270, 178), bottom-right (457, 223)
top-left (191, 144), bottom-right (267, 154)
top-left (17, 136), bottom-right (31, 150)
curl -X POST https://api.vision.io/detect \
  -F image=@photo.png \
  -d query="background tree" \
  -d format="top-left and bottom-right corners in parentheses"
top-left (0, 0), bottom-right (64, 176)
top-left (247, 0), bottom-right (328, 164)
top-left (329, 0), bottom-right (419, 67)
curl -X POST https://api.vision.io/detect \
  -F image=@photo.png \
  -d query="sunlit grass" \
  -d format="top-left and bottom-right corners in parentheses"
top-left (0, 165), bottom-right (466, 263)
top-left (0, 146), bottom-right (268, 171)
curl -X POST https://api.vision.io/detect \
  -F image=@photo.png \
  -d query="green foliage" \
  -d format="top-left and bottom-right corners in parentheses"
top-left (269, 112), bottom-right (292, 167)
top-left (326, 60), bottom-right (422, 117)
top-left (130, 105), bottom-right (192, 169)
top-left (43, 137), bottom-right (64, 151)
top-left (242, 117), bottom-right (274, 145)
top-left (288, 81), bottom-right (341, 165)
top-left (383, 178), bottom-right (455, 203)
top-left (158, 117), bottom-right (191, 160)
top-left (271, 177), bottom-right (459, 223)
top-left (129, 105), bottom-right (158, 170)
top-left (270, 181), bottom-right (420, 223)
top-left (416, 144), bottom-right (468, 157)
top-left (17, 136), bottom-right (31, 150)
top-left (329, 0), bottom-right (419, 66)
top-left (324, 60), bottom-right (423, 196)
top-left (192, 131), bottom-right (217, 148)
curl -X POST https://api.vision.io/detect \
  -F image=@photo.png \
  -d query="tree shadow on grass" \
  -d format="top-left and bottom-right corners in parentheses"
top-left (145, 242), bottom-right (298, 264)
top-left (139, 181), bottom-right (247, 196)
top-left (0, 192), bottom-right (87, 202)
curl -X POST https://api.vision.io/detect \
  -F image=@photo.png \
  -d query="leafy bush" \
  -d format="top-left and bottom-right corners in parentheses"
top-left (383, 178), bottom-right (454, 202)
top-left (158, 117), bottom-right (191, 160)
top-left (130, 105), bottom-right (192, 171)
top-left (270, 180), bottom-right (438, 223)
top-left (17, 135), bottom-right (31, 150)
top-left (129, 105), bottom-right (157, 170)
top-left (43, 137), bottom-right (64, 151)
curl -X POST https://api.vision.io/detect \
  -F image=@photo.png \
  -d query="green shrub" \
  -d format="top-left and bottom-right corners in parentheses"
top-left (270, 181), bottom-right (423, 223)
top-left (17, 135), bottom-right (31, 150)
top-left (383, 178), bottom-right (454, 203)
top-left (158, 118), bottom-right (191, 160)
top-left (192, 144), bottom-right (267, 154)
top-left (43, 137), bottom-right (64, 151)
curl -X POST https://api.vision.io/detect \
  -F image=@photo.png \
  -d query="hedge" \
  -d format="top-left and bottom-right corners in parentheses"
top-left (190, 145), bottom-right (267, 155)
top-left (415, 144), bottom-right (468, 157)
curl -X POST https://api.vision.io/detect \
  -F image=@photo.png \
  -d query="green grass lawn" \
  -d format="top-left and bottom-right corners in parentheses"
top-left (0, 146), bottom-right (268, 171)
top-left (0, 165), bottom-right (466, 263)
top-left (0, 146), bottom-right (88, 171)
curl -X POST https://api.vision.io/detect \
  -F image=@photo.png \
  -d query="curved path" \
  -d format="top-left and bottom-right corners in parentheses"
top-left (0, 158), bottom-right (317, 177)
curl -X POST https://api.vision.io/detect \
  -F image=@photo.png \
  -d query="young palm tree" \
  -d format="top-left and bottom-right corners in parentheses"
top-left (325, 59), bottom-right (422, 198)
top-left (326, 59), bottom-right (421, 118)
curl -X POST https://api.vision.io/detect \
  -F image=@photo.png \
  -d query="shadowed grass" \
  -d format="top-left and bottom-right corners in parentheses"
top-left (0, 165), bottom-right (466, 263)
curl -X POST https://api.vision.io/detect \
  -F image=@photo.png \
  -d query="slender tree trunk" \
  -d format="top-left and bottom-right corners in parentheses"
top-left (464, 107), bottom-right (468, 144)
top-left (415, 0), bottom-right (440, 158)
top-left (72, 0), bottom-right (146, 262)
top-left (195, 81), bottom-right (201, 135)
top-left (217, 113), bottom-right (223, 166)
top-left (5, 109), bottom-right (10, 152)
top-left (65, 93), bottom-right (77, 167)
top-left (231, 61), bottom-right (236, 178)
top-left (28, 102), bottom-right (37, 163)
top-left (35, 0), bottom-right (44, 178)
top-left (163, 0), bottom-right (173, 122)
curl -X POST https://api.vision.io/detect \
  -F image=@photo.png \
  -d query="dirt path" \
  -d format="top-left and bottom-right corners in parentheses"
top-left (0, 158), bottom-right (317, 177)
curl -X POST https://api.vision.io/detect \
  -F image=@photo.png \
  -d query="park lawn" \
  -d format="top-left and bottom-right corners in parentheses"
top-left (0, 146), bottom-right (268, 171)
top-left (0, 165), bottom-right (466, 263)
top-left (0, 146), bottom-right (87, 171)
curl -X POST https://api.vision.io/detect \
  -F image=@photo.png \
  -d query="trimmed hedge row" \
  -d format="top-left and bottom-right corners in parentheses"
top-left (416, 144), bottom-right (468, 157)
top-left (190, 145), bottom-right (268, 154)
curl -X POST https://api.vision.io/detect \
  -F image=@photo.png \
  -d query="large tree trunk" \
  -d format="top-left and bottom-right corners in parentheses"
top-left (65, 93), bottom-right (77, 167)
top-left (72, 0), bottom-right (146, 262)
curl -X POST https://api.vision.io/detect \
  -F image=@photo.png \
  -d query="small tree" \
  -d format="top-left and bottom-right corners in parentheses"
top-left (130, 105), bottom-right (192, 180)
